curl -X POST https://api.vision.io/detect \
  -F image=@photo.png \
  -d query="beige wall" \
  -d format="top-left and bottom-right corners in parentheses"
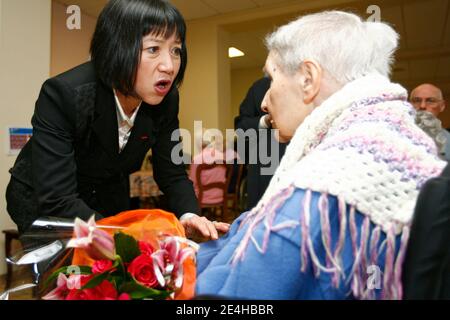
top-left (0, 1), bottom-right (2, 41)
top-left (217, 27), bottom-right (232, 133)
top-left (51, 1), bottom-right (96, 76)
top-left (0, 0), bottom-right (51, 275)
top-left (179, 21), bottom-right (221, 155)
top-left (231, 67), bottom-right (265, 121)
top-left (179, 23), bottom-right (257, 155)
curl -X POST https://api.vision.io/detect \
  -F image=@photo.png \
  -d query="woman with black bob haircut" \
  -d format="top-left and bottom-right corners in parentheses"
top-left (91, 0), bottom-right (188, 97)
top-left (6, 0), bottom-right (229, 240)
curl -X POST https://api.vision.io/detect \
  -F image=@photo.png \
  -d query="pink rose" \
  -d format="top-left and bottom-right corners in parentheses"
top-left (128, 254), bottom-right (158, 288)
top-left (92, 260), bottom-right (114, 274)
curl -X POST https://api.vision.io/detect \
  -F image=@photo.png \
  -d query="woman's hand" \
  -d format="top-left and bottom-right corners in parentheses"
top-left (181, 215), bottom-right (230, 242)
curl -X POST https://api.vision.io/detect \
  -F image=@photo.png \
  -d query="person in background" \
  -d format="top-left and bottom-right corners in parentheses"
top-left (234, 77), bottom-right (287, 210)
top-left (195, 11), bottom-right (446, 300)
top-left (189, 130), bottom-right (238, 206)
top-left (410, 84), bottom-right (450, 161)
top-left (5, 0), bottom-right (228, 240)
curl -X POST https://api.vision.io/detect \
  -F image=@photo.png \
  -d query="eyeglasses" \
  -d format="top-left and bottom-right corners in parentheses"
top-left (410, 97), bottom-right (443, 105)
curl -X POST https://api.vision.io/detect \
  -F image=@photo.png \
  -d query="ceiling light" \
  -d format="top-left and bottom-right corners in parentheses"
top-left (228, 47), bottom-right (245, 58)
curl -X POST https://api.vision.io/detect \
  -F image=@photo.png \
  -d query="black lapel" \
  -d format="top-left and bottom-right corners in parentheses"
top-left (92, 82), bottom-right (120, 160)
top-left (120, 103), bottom-right (156, 159)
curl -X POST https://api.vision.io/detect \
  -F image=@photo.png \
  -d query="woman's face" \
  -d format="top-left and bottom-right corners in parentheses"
top-left (135, 31), bottom-right (182, 105)
top-left (261, 52), bottom-right (315, 143)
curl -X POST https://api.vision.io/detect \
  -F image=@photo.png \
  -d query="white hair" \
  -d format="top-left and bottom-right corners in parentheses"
top-left (265, 11), bottom-right (399, 84)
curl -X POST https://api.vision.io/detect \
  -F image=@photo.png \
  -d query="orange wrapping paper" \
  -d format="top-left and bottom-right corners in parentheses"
top-left (72, 209), bottom-right (196, 300)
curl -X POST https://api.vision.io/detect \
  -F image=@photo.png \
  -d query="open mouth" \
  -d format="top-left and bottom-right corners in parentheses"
top-left (155, 80), bottom-right (171, 90)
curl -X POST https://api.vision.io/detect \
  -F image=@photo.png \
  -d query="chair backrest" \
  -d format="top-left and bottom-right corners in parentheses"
top-left (227, 163), bottom-right (244, 194)
top-left (196, 163), bottom-right (232, 206)
top-left (226, 164), bottom-right (245, 211)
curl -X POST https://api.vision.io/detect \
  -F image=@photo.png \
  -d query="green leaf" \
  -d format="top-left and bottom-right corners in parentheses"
top-left (43, 266), bottom-right (92, 289)
top-left (113, 255), bottom-right (128, 279)
top-left (81, 272), bottom-right (110, 290)
top-left (110, 276), bottom-right (123, 291)
top-left (120, 281), bottom-right (171, 300)
top-left (81, 260), bottom-right (119, 290)
top-left (114, 232), bottom-right (141, 263)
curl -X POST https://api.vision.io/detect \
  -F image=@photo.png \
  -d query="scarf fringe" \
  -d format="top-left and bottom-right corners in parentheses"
top-left (231, 186), bottom-right (296, 266)
top-left (298, 192), bottom-right (410, 300)
top-left (233, 188), bottom-right (410, 300)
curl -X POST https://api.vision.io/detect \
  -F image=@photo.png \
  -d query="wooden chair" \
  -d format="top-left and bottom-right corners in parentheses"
top-left (2, 229), bottom-right (19, 291)
top-left (2, 229), bottom-right (42, 298)
top-left (225, 164), bottom-right (245, 217)
top-left (196, 163), bottom-right (233, 221)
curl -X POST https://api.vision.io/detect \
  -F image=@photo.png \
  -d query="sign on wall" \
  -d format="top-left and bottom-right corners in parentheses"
top-left (6, 127), bottom-right (32, 156)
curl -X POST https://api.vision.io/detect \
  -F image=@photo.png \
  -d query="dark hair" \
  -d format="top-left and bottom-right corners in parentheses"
top-left (90, 0), bottom-right (187, 96)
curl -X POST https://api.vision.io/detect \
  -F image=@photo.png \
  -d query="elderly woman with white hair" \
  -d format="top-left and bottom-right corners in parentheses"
top-left (195, 11), bottom-right (446, 300)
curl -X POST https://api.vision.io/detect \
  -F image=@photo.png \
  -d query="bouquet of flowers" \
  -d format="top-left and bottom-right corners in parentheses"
top-left (41, 210), bottom-right (198, 300)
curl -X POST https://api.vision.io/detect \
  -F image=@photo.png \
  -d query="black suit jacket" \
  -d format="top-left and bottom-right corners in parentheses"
top-left (6, 62), bottom-right (199, 232)
top-left (402, 164), bottom-right (450, 299)
top-left (234, 77), bottom-right (287, 210)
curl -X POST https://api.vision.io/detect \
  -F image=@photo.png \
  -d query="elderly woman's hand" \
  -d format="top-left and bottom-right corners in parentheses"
top-left (181, 214), bottom-right (230, 242)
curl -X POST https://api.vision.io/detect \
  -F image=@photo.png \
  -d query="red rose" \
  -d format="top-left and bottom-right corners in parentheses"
top-left (139, 241), bottom-right (155, 256)
top-left (128, 254), bottom-right (158, 288)
top-left (92, 260), bottom-right (114, 274)
top-left (96, 280), bottom-right (118, 300)
top-left (65, 277), bottom-right (118, 300)
top-left (66, 288), bottom-right (101, 300)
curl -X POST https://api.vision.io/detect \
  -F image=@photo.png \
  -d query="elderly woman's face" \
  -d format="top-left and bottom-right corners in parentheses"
top-left (261, 53), bottom-right (315, 143)
top-left (135, 32), bottom-right (182, 105)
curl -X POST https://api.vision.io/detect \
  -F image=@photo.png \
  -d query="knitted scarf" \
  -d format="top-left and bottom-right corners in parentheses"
top-left (232, 73), bottom-right (446, 299)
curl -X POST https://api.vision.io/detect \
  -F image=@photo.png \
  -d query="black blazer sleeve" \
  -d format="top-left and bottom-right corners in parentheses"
top-left (234, 77), bottom-right (270, 131)
top-left (152, 91), bottom-right (200, 217)
top-left (31, 78), bottom-right (101, 221)
top-left (402, 164), bottom-right (450, 299)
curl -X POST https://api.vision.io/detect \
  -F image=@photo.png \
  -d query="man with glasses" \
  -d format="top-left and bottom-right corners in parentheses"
top-left (410, 83), bottom-right (447, 117)
top-left (410, 83), bottom-right (450, 161)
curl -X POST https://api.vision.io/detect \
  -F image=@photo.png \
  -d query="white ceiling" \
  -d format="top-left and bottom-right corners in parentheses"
top-left (169, 0), bottom-right (299, 20)
top-left (56, 0), bottom-right (450, 97)
top-left (57, 0), bottom-right (303, 20)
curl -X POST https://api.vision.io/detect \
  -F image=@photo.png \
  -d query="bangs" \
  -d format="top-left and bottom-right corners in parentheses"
top-left (141, 4), bottom-right (186, 41)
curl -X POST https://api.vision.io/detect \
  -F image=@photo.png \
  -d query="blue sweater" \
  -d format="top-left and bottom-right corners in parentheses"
top-left (196, 189), bottom-right (401, 300)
